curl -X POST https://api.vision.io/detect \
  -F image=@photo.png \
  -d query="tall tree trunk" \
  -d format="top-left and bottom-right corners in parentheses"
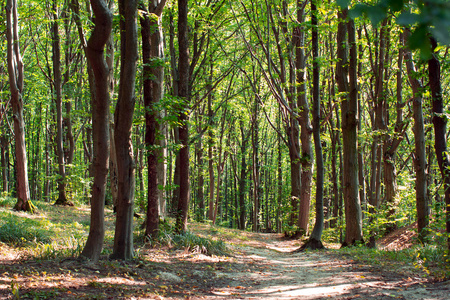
top-left (64, 5), bottom-right (75, 166)
top-left (305, 0), bottom-right (324, 249)
top-left (404, 31), bottom-right (429, 244)
top-left (195, 138), bottom-right (205, 221)
top-left (276, 115), bottom-right (283, 233)
top-left (336, 9), bottom-right (363, 246)
top-left (208, 89), bottom-right (215, 221)
top-left (213, 110), bottom-right (227, 225)
top-left (140, 0), bottom-right (167, 240)
top-left (6, 0), bottom-right (33, 212)
top-left (238, 122), bottom-right (248, 230)
top-left (80, 0), bottom-right (112, 262)
top-left (296, 0), bottom-right (313, 236)
top-left (384, 31), bottom-right (406, 233)
top-left (1, 136), bottom-right (8, 193)
top-left (112, 0), bottom-right (138, 260)
top-left (175, 0), bottom-right (190, 233)
top-left (428, 37), bottom-right (448, 248)
top-left (251, 107), bottom-right (260, 232)
top-left (52, 0), bottom-right (68, 206)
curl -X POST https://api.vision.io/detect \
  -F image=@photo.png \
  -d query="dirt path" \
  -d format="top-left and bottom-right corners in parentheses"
top-left (1, 223), bottom-right (449, 299)
top-left (193, 234), bottom-right (449, 300)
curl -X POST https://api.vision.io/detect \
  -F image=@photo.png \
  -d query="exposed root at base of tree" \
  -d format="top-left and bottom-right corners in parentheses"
top-left (53, 198), bottom-right (75, 206)
top-left (292, 238), bottom-right (325, 252)
top-left (14, 199), bottom-right (37, 213)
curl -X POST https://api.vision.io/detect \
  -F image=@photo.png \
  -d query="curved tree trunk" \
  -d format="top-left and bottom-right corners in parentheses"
top-left (428, 38), bottom-right (447, 248)
top-left (6, 0), bottom-right (33, 212)
top-left (79, 0), bottom-right (113, 262)
top-left (305, 0), bottom-right (324, 249)
top-left (112, 0), bottom-right (138, 260)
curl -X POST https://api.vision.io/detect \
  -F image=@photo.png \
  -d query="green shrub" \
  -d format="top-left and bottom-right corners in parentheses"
top-left (0, 194), bottom-right (15, 208)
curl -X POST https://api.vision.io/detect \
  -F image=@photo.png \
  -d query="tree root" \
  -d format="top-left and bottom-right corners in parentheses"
top-left (292, 238), bottom-right (325, 253)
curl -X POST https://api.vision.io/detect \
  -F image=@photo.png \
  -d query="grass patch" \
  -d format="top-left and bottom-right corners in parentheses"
top-left (0, 195), bottom-right (16, 208)
top-left (143, 220), bottom-right (229, 256)
top-left (0, 212), bottom-right (53, 246)
top-left (337, 244), bottom-right (450, 279)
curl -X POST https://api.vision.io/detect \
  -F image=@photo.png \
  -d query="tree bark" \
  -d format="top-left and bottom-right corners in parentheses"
top-left (175, 0), bottom-right (190, 234)
top-left (140, 0), bottom-right (167, 240)
top-left (296, 0), bottom-right (313, 236)
top-left (52, 0), bottom-right (68, 206)
top-left (238, 122), bottom-right (248, 230)
top-left (6, 0), bottom-right (33, 212)
top-left (306, 0), bottom-right (324, 248)
top-left (428, 37), bottom-right (448, 248)
top-left (112, 0), bottom-right (138, 260)
top-left (80, 0), bottom-right (112, 262)
top-left (208, 94), bottom-right (215, 221)
top-left (336, 9), bottom-right (363, 246)
top-left (404, 31), bottom-right (429, 244)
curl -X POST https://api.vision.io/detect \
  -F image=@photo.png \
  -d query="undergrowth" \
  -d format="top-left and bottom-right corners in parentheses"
top-left (142, 220), bottom-right (229, 256)
top-left (0, 212), bottom-right (52, 246)
top-left (338, 243), bottom-right (450, 280)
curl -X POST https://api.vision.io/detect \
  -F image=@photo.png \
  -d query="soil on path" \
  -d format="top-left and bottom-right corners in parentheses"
top-left (1, 221), bottom-right (449, 299)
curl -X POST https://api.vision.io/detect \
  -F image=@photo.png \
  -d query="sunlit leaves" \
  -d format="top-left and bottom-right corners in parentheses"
top-left (345, 0), bottom-right (450, 58)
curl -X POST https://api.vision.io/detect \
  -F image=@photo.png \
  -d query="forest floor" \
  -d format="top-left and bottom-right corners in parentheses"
top-left (0, 204), bottom-right (449, 299)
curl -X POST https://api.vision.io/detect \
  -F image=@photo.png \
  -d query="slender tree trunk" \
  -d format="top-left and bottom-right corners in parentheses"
top-left (64, 6), bottom-right (75, 166)
top-left (208, 91), bottom-right (215, 221)
top-left (175, 0), bottom-right (190, 233)
top-left (384, 31), bottom-right (405, 233)
top-left (6, 0), bottom-right (33, 212)
top-left (306, 0), bottom-right (324, 249)
top-left (196, 138), bottom-right (205, 221)
top-left (238, 123), bottom-right (248, 230)
top-left (428, 38), bottom-right (448, 248)
top-left (251, 108), bottom-right (260, 232)
top-left (52, 0), bottom-right (68, 206)
top-left (1, 136), bottom-right (8, 193)
top-left (80, 0), bottom-right (112, 262)
top-left (296, 0), bottom-right (313, 236)
top-left (277, 116), bottom-right (283, 233)
top-left (404, 31), bottom-right (429, 244)
top-left (112, 0), bottom-right (138, 260)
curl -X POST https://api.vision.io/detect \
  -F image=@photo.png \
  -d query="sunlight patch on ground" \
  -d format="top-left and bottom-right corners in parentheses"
top-left (251, 283), bottom-right (355, 298)
top-left (96, 276), bottom-right (147, 286)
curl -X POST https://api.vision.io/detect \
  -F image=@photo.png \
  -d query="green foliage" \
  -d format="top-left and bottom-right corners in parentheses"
top-left (339, 244), bottom-right (450, 279)
top-left (0, 194), bottom-right (15, 208)
top-left (0, 212), bottom-right (52, 246)
top-left (32, 236), bottom-right (85, 260)
top-left (343, 0), bottom-right (450, 58)
top-left (144, 220), bottom-right (229, 256)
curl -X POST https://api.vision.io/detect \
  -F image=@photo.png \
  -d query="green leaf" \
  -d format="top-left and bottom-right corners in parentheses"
top-left (366, 5), bottom-right (387, 27)
top-left (396, 12), bottom-right (419, 26)
top-left (336, 0), bottom-right (350, 9)
top-left (408, 25), bottom-right (428, 51)
top-left (349, 4), bottom-right (369, 19)
top-left (431, 26), bottom-right (450, 45)
top-left (387, 0), bottom-right (404, 12)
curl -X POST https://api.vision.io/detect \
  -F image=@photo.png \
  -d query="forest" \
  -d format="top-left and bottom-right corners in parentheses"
top-left (1, 0), bottom-right (450, 297)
